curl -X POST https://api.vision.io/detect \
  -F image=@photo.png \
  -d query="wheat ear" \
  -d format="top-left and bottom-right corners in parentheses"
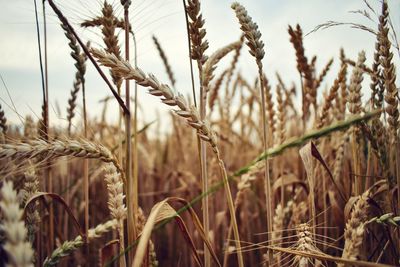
top-left (43, 219), bottom-right (118, 266)
top-left (338, 49), bottom-right (349, 118)
top-left (288, 24), bottom-right (314, 121)
top-left (379, 0), bottom-right (400, 207)
top-left (348, 51), bottom-right (366, 195)
top-left (293, 223), bottom-right (323, 267)
top-left (185, 4), bottom-right (210, 264)
top-left (314, 58), bottom-right (334, 90)
top-left (186, 0), bottom-right (209, 65)
top-left (0, 103), bottom-right (7, 134)
top-left (275, 84), bottom-right (286, 144)
top-left (92, 47), bottom-right (243, 266)
top-left (317, 64), bottom-right (347, 129)
top-left (152, 35), bottom-right (176, 87)
top-left (272, 200), bottom-right (293, 264)
top-left (0, 139), bottom-right (123, 175)
top-left (91, 49), bottom-right (219, 152)
top-left (340, 191), bottom-right (371, 264)
top-left (231, 3), bottom-right (272, 265)
top-left (103, 163), bottom-right (127, 263)
top-left (83, 2), bottom-right (123, 88)
top-left (18, 163), bottom-right (40, 244)
top-left (202, 39), bottom-right (243, 94)
top-left (208, 70), bottom-right (228, 113)
top-left (0, 181), bottom-right (34, 267)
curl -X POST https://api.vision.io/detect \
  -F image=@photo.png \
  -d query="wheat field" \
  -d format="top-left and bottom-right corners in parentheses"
top-left (0, 0), bottom-right (399, 266)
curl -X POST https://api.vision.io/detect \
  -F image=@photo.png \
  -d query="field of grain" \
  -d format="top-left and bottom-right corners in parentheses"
top-left (0, 0), bottom-right (399, 266)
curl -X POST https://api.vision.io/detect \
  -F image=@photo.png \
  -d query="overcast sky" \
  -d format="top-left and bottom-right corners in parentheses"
top-left (0, 0), bottom-right (399, 134)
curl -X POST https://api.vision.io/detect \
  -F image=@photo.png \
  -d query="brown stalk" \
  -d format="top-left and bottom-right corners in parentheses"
top-left (59, 15), bottom-right (90, 257)
top-left (41, 0), bottom-right (54, 256)
top-left (81, 59), bottom-right (89, 263)
top-left (231, 2), bottom-right (269, 266)
top-left (185, 1), bottom-right (210, 265)
top-left (121, 1), bottom-right (134, 266)
top-left (262, 75), bottom-right (276, 142)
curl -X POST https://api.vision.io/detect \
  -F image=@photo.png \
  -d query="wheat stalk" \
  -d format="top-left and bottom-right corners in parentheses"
top-left (152, 35), bottom-right (176, 87)
top-left (185, 4), bottom-right (210, 265)
top-left (231, 3), bottom-right (271, 265)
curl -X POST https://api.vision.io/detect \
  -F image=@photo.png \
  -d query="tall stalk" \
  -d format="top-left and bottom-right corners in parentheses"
top-left (184, 1), bottom-right (210, 266)
top-left (33, 0), bottom-right (45, 262)
top-left (121, 1), bottom-right (135, 266)
top-left (82, 78), bottom-right (90, 262)
top-left (42, 0), bottom-right (54, 255)
top-left (231, 2), bottom-right (272, 265)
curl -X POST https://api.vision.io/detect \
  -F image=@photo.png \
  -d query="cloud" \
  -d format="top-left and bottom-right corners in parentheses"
top-left (0, 0), bottom-right (398, 132)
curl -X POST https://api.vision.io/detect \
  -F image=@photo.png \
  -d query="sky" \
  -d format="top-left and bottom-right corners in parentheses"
top-left (0, 0), bottom-right (399, 134)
